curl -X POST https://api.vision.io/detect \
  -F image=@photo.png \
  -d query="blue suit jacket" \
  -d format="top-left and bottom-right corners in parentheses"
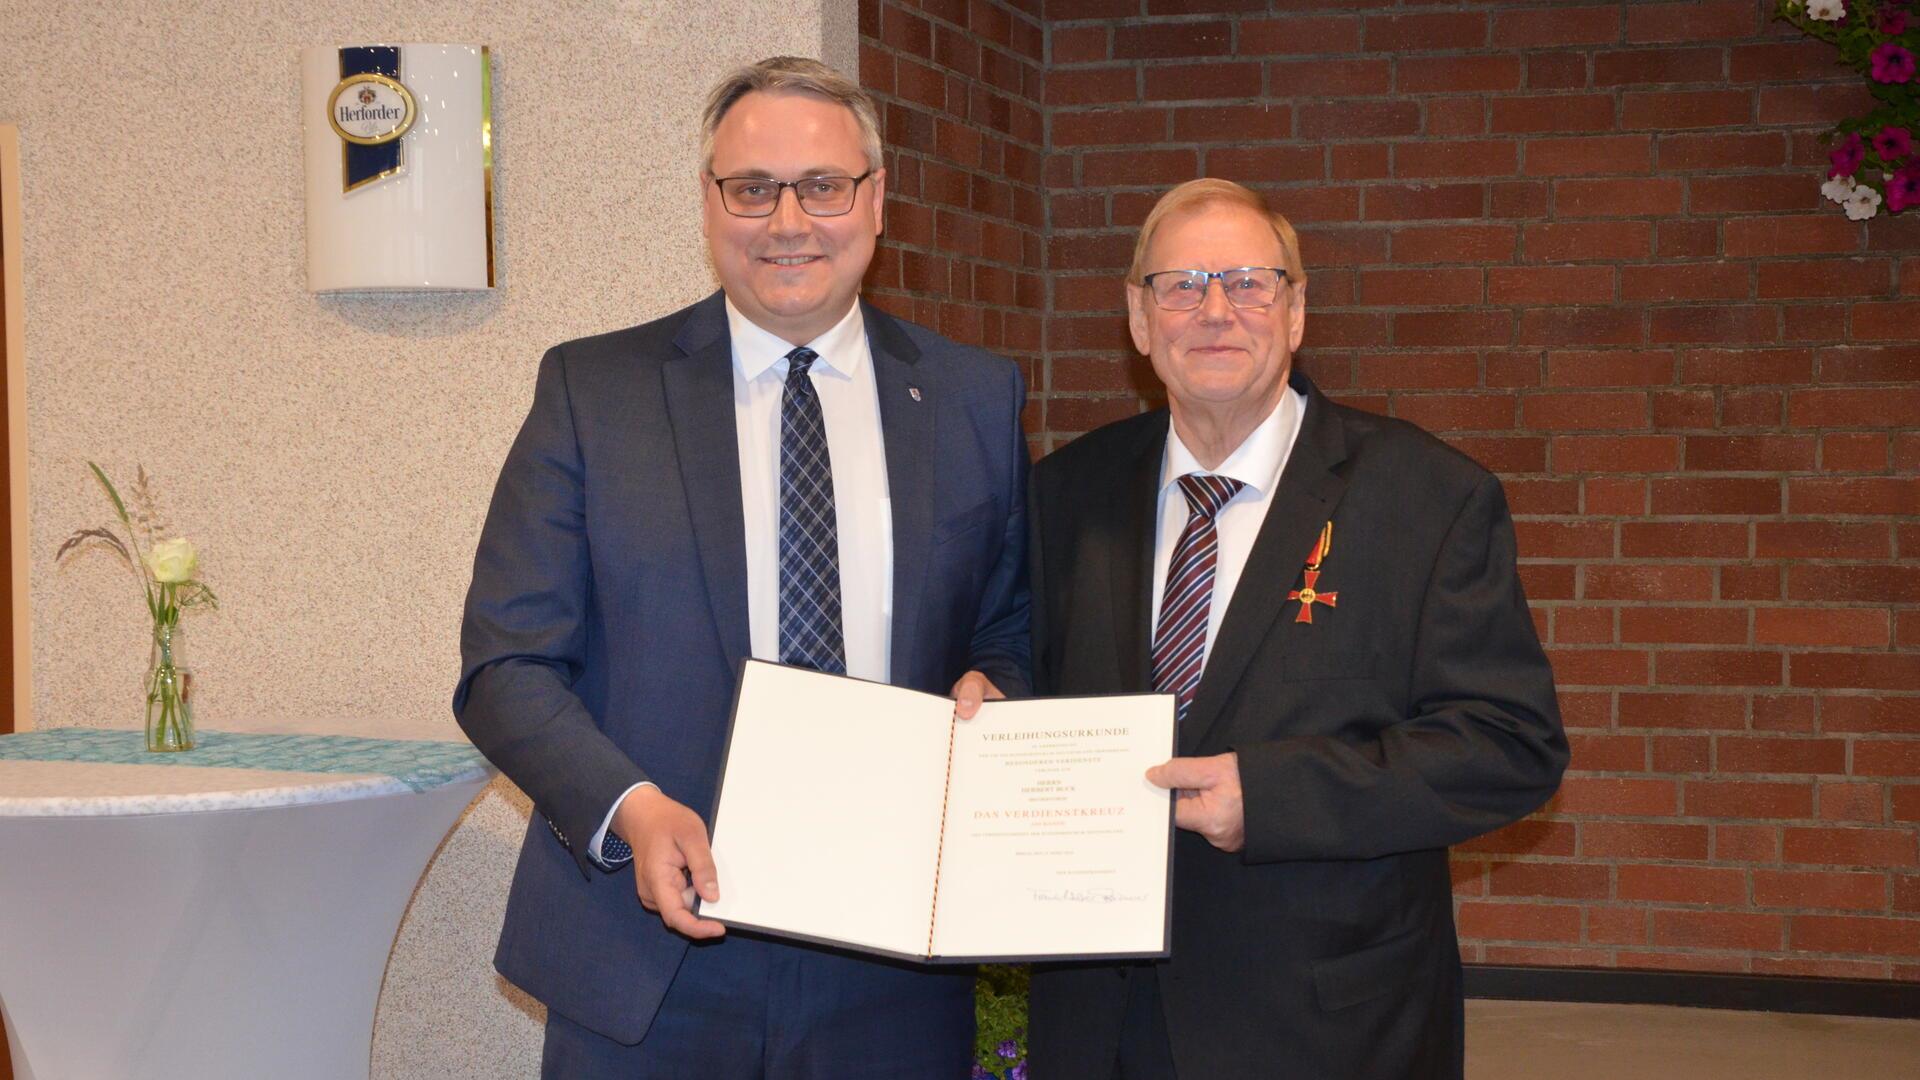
top-left (454, 291), bottom-right (1031, 1042)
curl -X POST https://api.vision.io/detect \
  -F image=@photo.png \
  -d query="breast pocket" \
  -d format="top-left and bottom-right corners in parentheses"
top-left (1279, 648), bottom-right (1379, 681)
top-left (932, 497), bottom-right (998, 546)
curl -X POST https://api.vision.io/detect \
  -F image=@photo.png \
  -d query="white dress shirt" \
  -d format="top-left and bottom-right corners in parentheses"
top-left (726, 298), bottom-right (895, 680)
top-left (592, 298), bottom-right (894, 863)
top-left (1149, 386), bottom-right (1308, 670)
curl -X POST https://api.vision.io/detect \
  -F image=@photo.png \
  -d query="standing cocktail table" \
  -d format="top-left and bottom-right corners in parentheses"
top-left (0, 729), bottom-right (492, 1080)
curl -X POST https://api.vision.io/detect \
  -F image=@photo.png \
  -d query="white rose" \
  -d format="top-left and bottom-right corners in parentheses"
top-left (144, 538), bottom-right (198, 583)
top-left (1806, 0), bottom-right (1846, 22)
top-left (1821, 176), bottom-right (1857, 204)
top-left (1844, 186), bottom-right (1883, 222)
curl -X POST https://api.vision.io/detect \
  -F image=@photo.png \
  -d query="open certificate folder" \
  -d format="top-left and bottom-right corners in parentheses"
top-left (699, 661), bottom-right (1176, 963)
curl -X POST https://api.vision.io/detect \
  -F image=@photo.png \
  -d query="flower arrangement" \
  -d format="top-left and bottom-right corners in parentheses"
top-left (57, 463), bottom-right (218, 751)
top-left (1777, 1), bottom-right (1920, 218)
top-left (974, 964), bottom-right (1029, 1079)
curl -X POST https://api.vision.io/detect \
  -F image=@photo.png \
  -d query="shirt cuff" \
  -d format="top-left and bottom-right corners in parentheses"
top-left (589, 780), bottom-right (657, 869)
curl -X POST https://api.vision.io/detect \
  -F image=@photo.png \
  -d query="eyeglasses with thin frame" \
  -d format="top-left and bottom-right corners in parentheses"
top-left (711, 171), bottom-right (875, 218)
top-left (1141, 267), bottom-right (1291, 310)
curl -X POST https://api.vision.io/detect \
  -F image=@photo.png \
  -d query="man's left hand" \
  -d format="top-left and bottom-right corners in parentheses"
top-left (949, 670), bottom-right (1004, 720)
top-left (1146, 752), bottom-right (1244, 853)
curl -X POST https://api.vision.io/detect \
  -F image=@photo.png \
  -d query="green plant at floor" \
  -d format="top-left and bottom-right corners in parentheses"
top-left (974, 963), bottom-right (1029, 1080)
top-left (57, 463), bottom-right (218, 750)
top-left (1775, 1), bottom-right (1920, 217)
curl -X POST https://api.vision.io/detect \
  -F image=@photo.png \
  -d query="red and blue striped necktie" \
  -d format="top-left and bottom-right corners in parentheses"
top-left (1151, 473), bottom-right (1245, 722)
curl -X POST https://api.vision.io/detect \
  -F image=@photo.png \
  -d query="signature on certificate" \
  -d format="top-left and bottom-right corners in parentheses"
top-left (1027, 886), bottom-right (1147, 904)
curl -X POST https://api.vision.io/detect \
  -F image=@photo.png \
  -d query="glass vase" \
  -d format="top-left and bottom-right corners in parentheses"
top-left (145, 618), bottom-right (194, 752)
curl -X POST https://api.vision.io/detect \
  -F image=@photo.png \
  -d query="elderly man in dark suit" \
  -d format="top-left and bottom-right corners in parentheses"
top-left (455, 56), bottom-right (1028, 1078)
top-left (1026, 178), bottom-right (1567, 1079)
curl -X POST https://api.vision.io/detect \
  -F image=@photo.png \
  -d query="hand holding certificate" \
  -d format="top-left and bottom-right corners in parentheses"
top-left (699, 661), bottom-right (1176, 963)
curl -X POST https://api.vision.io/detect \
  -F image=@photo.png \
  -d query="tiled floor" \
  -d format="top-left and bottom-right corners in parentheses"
top-left (1467, 1000), bottom-right (1920, 1080)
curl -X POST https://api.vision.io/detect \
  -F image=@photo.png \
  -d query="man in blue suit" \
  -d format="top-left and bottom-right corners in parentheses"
top-left (455, 56), bottom-right (1029, 1077)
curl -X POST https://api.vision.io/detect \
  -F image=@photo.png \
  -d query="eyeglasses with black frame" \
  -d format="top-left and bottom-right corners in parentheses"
top-left (711, 171), bottom-right (875, 218)
top-left (1141, 267), bottom-right (1291, 311)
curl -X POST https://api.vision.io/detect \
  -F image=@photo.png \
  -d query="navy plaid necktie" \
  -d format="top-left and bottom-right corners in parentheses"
top-left (1151, 474), bottom-right (1245, 722)
top-left (777, 347), bottom-right (847, 674)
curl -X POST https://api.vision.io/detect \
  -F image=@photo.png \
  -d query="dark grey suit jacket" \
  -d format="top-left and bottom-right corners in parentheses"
top-left (455, 291), bottom-right (1031, 1042)
top-left (1027, 371), bottom-right (1566, 1079)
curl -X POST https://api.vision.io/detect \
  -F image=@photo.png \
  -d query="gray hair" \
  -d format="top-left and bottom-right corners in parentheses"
top-left (700, 56), bottom-right (885, 174)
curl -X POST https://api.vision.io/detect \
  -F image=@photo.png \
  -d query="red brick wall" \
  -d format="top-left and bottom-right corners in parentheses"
top-left (1043, 0), bottom-right (1920, 981)
top-left (859, 0), bottom-right (1049, 416)
top-left (865, 0), bottom-right (1920, 981)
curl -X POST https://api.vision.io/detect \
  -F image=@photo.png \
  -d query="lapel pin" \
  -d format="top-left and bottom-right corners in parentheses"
top-left (908, 386), bottom-right (922, 402)
top-left (1288, 521), bottom-right (1339, 624)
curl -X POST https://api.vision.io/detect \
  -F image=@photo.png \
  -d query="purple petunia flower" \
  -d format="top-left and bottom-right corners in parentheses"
top-left (1874, 126), bottom-right (1915, 164)
top-left (1888, 166), bottom-right (1920, 214)
top-left (997, 1039), bottom-right (1020, 1059)
top-left (1009, 1065), bottom-right (1029, 1080)
top-left (1829, 132), bottom-right (1867, 177)
top-left (1871, 43), bottom-right (1917, 83)
top-left (1884, 8), bottom-right (1910, 35)
top-left (971, 1066), bottom-right (993, 1080)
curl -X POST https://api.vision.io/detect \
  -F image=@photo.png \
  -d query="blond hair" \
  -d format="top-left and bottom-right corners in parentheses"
top-left (1125, 179), bottom-right (1307, 287)
top-left (700, 56), bottom-right (884, 174)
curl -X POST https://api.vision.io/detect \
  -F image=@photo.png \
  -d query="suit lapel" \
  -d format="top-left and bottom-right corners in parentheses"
top-left (1107, 413), bottom-right (1169, 693)
top-left (1182, 375), bottom-right (1352, 753)
top-left (662, 293), bottom-right (751, 667)
top-left (864, 303), bottom-right (932, 683)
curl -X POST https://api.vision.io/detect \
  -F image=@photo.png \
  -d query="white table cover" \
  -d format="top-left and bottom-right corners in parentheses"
top-left (0, 729), bottom-right (491, 1080)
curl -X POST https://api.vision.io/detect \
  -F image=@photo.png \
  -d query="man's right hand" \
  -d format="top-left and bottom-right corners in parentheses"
top-left (612, 786), bottom-right (727, 940)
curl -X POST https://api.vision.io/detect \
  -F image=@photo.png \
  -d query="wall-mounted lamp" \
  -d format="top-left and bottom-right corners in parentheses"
top-left (300, 44), bottom-right (494, 292)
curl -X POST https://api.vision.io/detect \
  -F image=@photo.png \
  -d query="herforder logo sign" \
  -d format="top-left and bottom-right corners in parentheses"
top-left (328, 73), bottom-right (415, 146)
top-left (327, 47), bottom-right (417, 192)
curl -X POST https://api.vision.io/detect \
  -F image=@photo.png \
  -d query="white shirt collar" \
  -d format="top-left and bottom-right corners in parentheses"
top-left (725, 297), bottom-right (868, 382)
top-left (1161, 386), bottom-right (1303, 498)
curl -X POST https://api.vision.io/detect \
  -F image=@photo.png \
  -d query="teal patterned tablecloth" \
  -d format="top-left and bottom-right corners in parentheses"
top-left (0, 729), bottom-right (490, 793)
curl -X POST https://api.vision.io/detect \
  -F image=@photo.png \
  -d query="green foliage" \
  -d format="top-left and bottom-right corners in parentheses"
top-left (58, 462), bottom-right (218, 624)
top-left (88, 461), bottom-right (134, 534)
top-left (1775, 1), bottom-right (1920, 215)
top-left (974, 963), bottom-right (1030, 1078)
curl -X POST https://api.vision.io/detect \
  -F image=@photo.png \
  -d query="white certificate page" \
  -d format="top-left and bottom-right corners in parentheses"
top-left (930, 694), bottom-right (1175, 960)
top-left (701, 662), bottom-right (953, 958)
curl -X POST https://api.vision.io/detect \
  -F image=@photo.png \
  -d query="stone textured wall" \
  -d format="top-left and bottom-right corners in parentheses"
top-left (2, 1), bottom-right (853, 1072)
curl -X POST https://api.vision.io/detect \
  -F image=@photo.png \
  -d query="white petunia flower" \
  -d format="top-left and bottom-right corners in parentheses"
top-left (1806, 0), bottom-right (1846, 22)
top-left (1821, 176), bottom-right (1857, 204)
top-left (1843, 185), bottom-right (1882, 221)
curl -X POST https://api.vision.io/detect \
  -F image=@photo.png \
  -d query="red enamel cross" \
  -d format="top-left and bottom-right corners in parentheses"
top-left (1288, 521), bottom-right (1338, 624)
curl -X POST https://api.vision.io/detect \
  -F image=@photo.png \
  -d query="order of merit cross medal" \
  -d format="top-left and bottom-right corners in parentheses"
top-left (1288, 521), bottom-right (1338, 624)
